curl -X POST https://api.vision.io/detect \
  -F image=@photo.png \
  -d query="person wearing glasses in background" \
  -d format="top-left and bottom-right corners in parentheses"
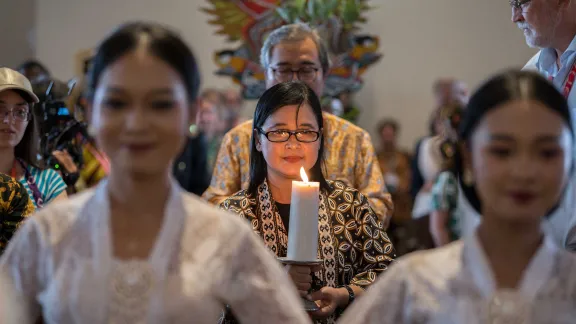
top-left (0, 68), bottom-right (67, 209)
top-left (220, 81), bottom-right (395, 324)
top-left (203, 23), bottom-right (393, 228)
top-left (515, 0), bottom-right (576, 109)
top-left (508, 0), bottom-right (576, 250)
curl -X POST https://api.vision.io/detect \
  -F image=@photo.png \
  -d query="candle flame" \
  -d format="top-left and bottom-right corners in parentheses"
top-left (300, 167), bottom-right (309, 183)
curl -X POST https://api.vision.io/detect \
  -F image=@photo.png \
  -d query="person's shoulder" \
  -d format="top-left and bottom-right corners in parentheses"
top-left (522, 51), bottom-right (542, 71)
top-left (323, 112), bottom-right (369, 137)
top-left (27, 165), bottom-right (62, 181)
top-left (23, 189), bottom-right (95, 241)
top-left (181, 190), bottom-right (254, 234)
top-left (225, 119), bottom-right (254, 138)
top-left (395, 240), bottom-right (463, 276)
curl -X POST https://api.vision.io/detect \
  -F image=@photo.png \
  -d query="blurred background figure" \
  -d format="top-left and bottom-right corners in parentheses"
top-left (197, 92), bottom-right (225, 174)
top-left (336, 89), bottom-right (360, 123)
top-left (376, 118), bottom-right (412, 223)
top-left (16, 60), bottom-right (50, 84)
top-left (429, 102), bottom-right (466, 247)
top-left (376, 118), bottom-right (413, 255)
top-left (221, 87), bottom-right (245, 131)
top-left (432, 77), bottom-right (469, 107)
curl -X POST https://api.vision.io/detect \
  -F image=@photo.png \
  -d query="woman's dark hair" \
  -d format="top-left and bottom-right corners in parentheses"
top-left (10, 90), bottom-right (42, 168)
top-left (86, 21), bottom-right (200, 103)
top-left (457, 70), bottom-right (573, 214)
top-left (248, 81), bottom-right (329, 196)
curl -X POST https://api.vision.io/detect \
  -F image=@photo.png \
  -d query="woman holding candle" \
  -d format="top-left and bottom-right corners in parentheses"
top-left (0, 22), bottom-right (310, 323)
top-left (340, 70), bottom-right (576, 324)
top-left (220, 81), bottom-right (396, 323)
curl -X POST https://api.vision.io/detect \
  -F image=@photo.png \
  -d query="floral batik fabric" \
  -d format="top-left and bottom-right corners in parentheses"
top-left (0, 173), bottom-right (34, 255)
top-left (220, 179), bottom-right (396, 324)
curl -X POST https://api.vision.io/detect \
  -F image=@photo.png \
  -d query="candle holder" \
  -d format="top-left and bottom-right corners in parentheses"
top-left (278, 257), bottom-right (323, 312)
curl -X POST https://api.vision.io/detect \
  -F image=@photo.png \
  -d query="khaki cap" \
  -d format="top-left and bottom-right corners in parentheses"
top-left (0, 67), bottom-right (40, 103)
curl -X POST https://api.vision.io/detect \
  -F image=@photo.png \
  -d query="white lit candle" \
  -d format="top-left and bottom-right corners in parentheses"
top-left (287, 167), bottom-right (320, 261)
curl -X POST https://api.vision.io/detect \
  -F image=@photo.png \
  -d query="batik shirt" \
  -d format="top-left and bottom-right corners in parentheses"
top-left (203, 112), bottom-right (393, 222)
top-left (0, 173), bottom-right (34, 255)
top-left (220, 179), bottom-right (396, 324)
top-left (339, 233), bottom-right (576, 324)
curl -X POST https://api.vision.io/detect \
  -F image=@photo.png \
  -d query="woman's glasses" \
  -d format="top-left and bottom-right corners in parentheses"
top-left (256, 128), bottom-right (320, 143)
top-left (0, 109), bottom-right (31, 123)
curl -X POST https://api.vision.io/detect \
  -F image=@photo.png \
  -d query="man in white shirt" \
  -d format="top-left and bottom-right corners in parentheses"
top-left (514, 0), bottom-right (576, 105)
top-left (512, 0), bottom-right (576, 249)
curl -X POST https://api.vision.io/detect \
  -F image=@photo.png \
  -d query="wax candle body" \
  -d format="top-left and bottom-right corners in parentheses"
top-left (287, 180), bottom-right (320, 261)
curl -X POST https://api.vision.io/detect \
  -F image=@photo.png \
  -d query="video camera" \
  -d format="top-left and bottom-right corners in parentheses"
top-left (36, 80), bottom-right (89, 182)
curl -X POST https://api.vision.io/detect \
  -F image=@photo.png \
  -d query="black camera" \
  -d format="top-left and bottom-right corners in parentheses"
top-left (37, 81), bottom-right (89, 184)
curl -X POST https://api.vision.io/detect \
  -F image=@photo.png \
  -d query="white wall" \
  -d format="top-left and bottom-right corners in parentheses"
top-left (35, 0), bottom-right (537, 149)
top-left (1, 0), bottom-right (36, 68)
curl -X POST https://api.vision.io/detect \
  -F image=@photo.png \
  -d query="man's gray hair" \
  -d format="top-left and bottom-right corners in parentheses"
top-left (260, 23), bottom-right (331, 75)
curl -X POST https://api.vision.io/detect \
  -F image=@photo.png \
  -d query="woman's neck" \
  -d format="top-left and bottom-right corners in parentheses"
top-left (107, 168), bottom-right (172, 217)
top-left (477, 215), bottom-right (543, 289)
top-left (267, 171), bottom-right (294, 204)
top-left (0, 148), bottom-right (15, 175)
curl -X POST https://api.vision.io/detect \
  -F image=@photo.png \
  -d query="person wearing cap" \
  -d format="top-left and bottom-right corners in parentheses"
top-left (0, 67), bottom-right (67, 208)
top-left (0, 172), bottom-right (34, 255)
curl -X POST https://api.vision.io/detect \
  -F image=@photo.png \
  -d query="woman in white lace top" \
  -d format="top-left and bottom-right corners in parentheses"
top-left (340, 70), bottom-right (576, 323)
top-left (0, 22), bottom-right (310, 324)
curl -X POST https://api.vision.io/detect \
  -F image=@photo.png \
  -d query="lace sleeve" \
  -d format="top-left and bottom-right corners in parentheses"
top-left (339, 262), bottom-right (409, 324)
top-left (0, 218), bottom-right (45, 322)
top-left (218, 228), bottom-right (311, 324)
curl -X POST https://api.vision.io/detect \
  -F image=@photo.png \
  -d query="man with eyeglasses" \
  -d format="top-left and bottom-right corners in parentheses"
top-left (511, 0), bottom-right (576, 250)
top-left (513, 0), bottom-right (576, 107)
top-left (203, 23), bottom-right (393, 226)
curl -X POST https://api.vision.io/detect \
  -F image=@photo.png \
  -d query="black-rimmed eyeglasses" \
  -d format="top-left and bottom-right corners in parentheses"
top-left (270, 67), bottom-right (319, 83)
top-left (256, 128), bottom-right (321, 143)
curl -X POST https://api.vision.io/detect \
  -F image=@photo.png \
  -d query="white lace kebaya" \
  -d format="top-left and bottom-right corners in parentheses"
top-left (339, 233), bottom-right (576, 324)
top-left (0, 180), bottom-right (311, 324)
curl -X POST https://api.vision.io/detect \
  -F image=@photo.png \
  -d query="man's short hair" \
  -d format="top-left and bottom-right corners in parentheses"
top-left (260, 23), bottom-right (331, 75)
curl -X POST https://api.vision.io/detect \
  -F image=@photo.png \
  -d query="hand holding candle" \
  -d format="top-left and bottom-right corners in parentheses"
top-left (287, 167), bottom-right (320, 261)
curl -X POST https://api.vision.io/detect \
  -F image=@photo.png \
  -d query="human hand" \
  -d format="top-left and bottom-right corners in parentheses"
top-left (52, 150), bottom-right (78, 173)
top-left (284, 264), bottom-right (322, 297)
top-left (308, 287), bottom-right (348, 319)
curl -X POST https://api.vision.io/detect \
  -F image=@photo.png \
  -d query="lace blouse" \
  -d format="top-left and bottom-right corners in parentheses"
top-left (0, 180), bottom-right (310, 324)
top-left (340, 233), bottom-right (576, 323)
